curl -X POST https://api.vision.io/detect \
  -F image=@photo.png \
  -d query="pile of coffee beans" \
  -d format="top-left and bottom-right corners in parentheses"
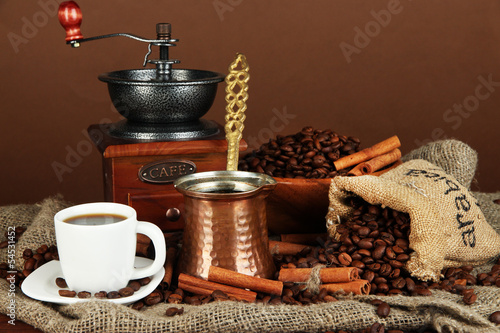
top-left (56, 276), bottom-right (152, 299)
top-left (238, 127), bottom-right (361, 178)
top-left (273, 197), bottom-right (431, 297)
top-left (272, 197), bottom-right (487, 304)
top-left (23, 245), bottom-right (59, 276)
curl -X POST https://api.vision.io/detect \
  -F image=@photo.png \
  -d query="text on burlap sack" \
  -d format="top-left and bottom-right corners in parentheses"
top-left (405, 168), bottom-right (477, 248)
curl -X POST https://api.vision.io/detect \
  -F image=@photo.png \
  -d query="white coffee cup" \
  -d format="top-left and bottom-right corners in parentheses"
top-left (54, 202), bottom-right (166, 294)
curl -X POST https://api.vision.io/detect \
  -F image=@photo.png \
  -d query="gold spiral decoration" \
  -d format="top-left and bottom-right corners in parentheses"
top-left (225, 53), bottom-right (250, 171)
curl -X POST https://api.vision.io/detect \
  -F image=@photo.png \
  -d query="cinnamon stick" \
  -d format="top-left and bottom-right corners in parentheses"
top-left (334, 135), bottom-right (401, 171)
top-left (208, 266), bottom-right (283, 295)
top-left (278, 267), bottom-right (359, 283)
top-left (371, 159), bottom-right (403, 176)
top-left (162, 247), bottom-right (177, 289)
top-left (269, 240), bottom-right (310, 256)
top-left (321, 280), bottom-right (371, 295)
top-left (280, 233), bottom-right (327, 245)
top-left (346, 164), bottom-right (364, 177)
top-left (347, 149), bottom-right (402, 176)
top-left (178, 273), bottom-right (257, 303)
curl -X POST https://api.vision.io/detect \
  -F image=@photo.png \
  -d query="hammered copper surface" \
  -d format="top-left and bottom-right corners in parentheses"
top-left (175, 171), bottom-right (276, 279)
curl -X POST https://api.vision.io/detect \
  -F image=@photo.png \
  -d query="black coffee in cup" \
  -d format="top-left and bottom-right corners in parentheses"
top-left (63, 214), bottom-right (127, 226)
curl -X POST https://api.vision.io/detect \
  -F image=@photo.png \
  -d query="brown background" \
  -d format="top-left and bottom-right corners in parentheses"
top-left (0, 0), bottom-right (499, 206)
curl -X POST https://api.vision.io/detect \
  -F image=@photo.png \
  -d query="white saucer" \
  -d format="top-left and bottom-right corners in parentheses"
top-left (21, 257), bottom-right (164, 305)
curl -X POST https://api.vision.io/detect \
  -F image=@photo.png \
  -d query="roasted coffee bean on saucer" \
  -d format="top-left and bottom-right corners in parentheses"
top-left (59, 290), bottom-right (76, 298)
top-left (77, 291), bottom-right (91, 299)
top-left (55, 277), bottom-right (68, 288)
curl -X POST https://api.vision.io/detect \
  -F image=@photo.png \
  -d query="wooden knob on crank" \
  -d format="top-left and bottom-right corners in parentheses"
top-left (58, 1), bottom-right (83, 42)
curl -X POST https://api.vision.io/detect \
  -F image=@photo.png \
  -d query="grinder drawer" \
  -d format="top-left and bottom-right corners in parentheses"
top-left (128, 190), bottom-right (185, 232)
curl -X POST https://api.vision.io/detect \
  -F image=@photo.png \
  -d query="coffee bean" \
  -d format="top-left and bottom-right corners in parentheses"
top-left (388, 260), bottom-right (404, 269)
top-left (23, 249), bottom-right (33, 260)
top-left (351, 260), bottom-right (365, 270)
top-left (385, 247), bottom-right (396, 260)
top-left (363, 270), bottom-right (375, 283)
top-left (357, 239), bottom-right (373, 250)
top-left (24, 258), bottom-right (36, 271)
top-left (405, 278), bottom-right (416, 293)
top-left (184, 296), bottom-right (202, 305)
top-left (59, 290), bottom-right (76, 297)
top-left (388, 289), bottom-right (403, 295)
top-left (139, 277), bottom-right (152, 286)
top-left (128, 281), bottom-right (141, 291)
top-left (338, 253), bottom-right (352, 266)
top-left (489, 311), bottom-right (500, 324)
top-left (95, 291), bottom-right (107, 299)
top-left (132, 301), bottom-right (144, 311)
top-left (395, 239), bottom-right (409, 249)
top-left (323, 295), bottom-right (337, 302)
top-left (77, 291), bottom-right (91, 299)
top-left (463, 291), bottom-right (477, 305)
top-left (413, 287), bottom-right (432, 297)
top-left (357, 227), bottom-right (371, 237)
top-left (379, 264), bottom-right (392, 277)
top-left (44, 252), bottom-right (53, 262)
top-left (377, 283), bottom-right (389, 293)
top-left (55, 277), bottom-right (67, 288)
top-left (147, 291), bottom-right (164, 305)
top-left (107, 291), bottom-right (121, 299)
top-left (395, 254), bottom-right (409, 262)
top-left (168, 293), bottom-right (184, 304)
top-left (165, 307), bottom-right (184, 317)
top-left (376, 302), bottom-right (390, 318)
top-left (370, 322), bottom-right (385, 333)
top-left (269, 297), bottom-right (282, 305)
top-left (371, 246), bottom-right (386, 260)
top-left (33, 258), bottom-right (45, 270)
top-left (318, 288), bottom-right (328, 300)
top-left (388, 268), bottom-right (401, 279)
top-left (391, 277), bottom-right (406, 289)
top-left (119, 287), bottom-right (135, 297)
top-left (37, 244), bottom-right (48, 255)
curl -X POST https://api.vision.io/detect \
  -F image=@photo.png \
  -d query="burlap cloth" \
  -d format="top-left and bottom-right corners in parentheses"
top-left (0, 139), bottom-right (499, 332)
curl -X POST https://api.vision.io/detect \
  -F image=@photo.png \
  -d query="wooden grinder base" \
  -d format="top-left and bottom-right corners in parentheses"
top-left (88, 122), bottom-right (247, 232)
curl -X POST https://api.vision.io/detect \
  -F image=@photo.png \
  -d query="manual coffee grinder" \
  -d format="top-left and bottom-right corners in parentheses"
top-left (58, 2), bottom-right (246, 231)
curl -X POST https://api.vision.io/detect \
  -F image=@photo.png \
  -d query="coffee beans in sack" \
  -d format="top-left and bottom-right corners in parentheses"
top-left (326, 159), bottom-right (500, 282)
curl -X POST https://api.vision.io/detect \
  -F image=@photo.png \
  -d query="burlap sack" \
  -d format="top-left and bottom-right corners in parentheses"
top-left (326, 159), bottom-right (500, 282)
top-left (14, 196), bottom-right (70, 271)
top-left (402, 139), bottom-right (500, 236)
top-left (1, 197), bottom-right (500, 332)
top-left (402, 139), bottom-right (478, 190)
top-left (1, 278), bottom-right (500, 333)
top-left (474, 191), bottom-right (500, 234)
top-left (0, 202), bottom-right (41, 265)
